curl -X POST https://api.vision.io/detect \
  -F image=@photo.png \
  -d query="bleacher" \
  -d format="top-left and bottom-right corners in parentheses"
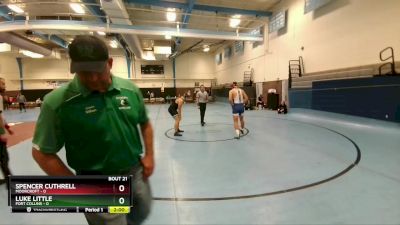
top-left (290, 62), bottom-right (400, 89)
top-left (9, 102), bottom-right (39, 109)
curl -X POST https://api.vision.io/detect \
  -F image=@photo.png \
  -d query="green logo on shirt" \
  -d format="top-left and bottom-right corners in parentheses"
top-left (116, 96), bottom-right (131, 110)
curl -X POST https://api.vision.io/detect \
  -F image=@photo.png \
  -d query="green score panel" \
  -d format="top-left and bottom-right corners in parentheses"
top-left (12, 195), bottom-right (131, 207)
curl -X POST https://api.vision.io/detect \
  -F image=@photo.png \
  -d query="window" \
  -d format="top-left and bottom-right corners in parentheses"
top-left (251, 26), bottom-right (264, 48)
top-left (141, 65), bottom-right (164, 74)
top-left (224, 46), bottom-right (232, 58)
top-left (234, 41), bottom-right (244, 53)
top-left (304, 0), bottom-right (332, 14)
top-left (269, 11), bottom-right (286, 33)
top-left (215, 53), bottom-right (222, 65)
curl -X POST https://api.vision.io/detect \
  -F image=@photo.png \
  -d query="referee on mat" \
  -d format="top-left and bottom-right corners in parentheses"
top-left (196, 85), bottom-right (209, 126)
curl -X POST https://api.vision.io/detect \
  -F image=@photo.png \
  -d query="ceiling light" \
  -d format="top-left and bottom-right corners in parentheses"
top-left (7, 4), bottom-right (24, 14)
top-left (0, 43), bottom-right (11, 52)
top-left (109, 40), bottom-right (118, 48)
top-left (143, 51), bottom-right (156, 61)
top-left (166, 8), bottom-right (176, 22)
top-left (97, 31), bottom-right (106, 36)
top-left (229, 15), bottom-right (241, 28)
top-left (69, 3), bottom-right (85, 14)
top-left (154, 46), bottom-right (171, 55)
top-left (20, 50), bottom-right (44, 58)
top-left (203, 45), bottom-right (210, 52)
top-left (165, 34), bottom-right (171, 40)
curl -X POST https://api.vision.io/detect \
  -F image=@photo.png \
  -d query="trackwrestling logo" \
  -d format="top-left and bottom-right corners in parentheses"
top-left (116, 96), bottom-right (131, 110)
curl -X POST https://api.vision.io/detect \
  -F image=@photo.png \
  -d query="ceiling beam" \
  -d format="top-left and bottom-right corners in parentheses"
top-left (31, 31), bottom-right (68, 49)
top-left (82, 0), bottom-right (133, 57)
top-left (193, 4), bottom-right (272, 17)
top-left (0, 6), bottom-right (13, 20)
top-left (0, 20), bottom-right (263, 41)
top-left (0, 32), bottom-right (52, 56)
top-left (99, 0), bottom-right (143, 60)
top-left (82, 0), bottom-right (107, 23)
top-left (0, 3), bottom-right (68, 49)
top-left (182, 0), bottom-right (196, 29)
top-left (174, 0), bottom-right (195, 53)
top-left (123, 0), bottom-right (272, 17)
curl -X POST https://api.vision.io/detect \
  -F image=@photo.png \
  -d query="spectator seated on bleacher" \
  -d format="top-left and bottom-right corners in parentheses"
top-left (277, 101), bottom-right (288, 114)
top-left (149, 92), bottom-right (155, 103)
top-left (144, 95), bottom-right (165, 104)
top-left (157, 97), bottom-right (165, 103)
top-left (36, 98), bottom-right (42, 107)
top-left (166, 96), bottom-right (176, 104)
top-left (245, 101), bottom-right (253, 110)
top-left (185, 96), bottom-right (193, 102)
top-left (256, 94), bottom-right (265, 110)
top-left (10, 101), bottom-right (37, 109)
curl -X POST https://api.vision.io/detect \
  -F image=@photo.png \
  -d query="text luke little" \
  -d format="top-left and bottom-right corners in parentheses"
top-left (15, 196), bottom-right (53, 202)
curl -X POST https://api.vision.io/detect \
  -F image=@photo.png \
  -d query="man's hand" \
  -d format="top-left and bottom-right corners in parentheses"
top-left (141, 154), bottom-right (154, 179)
top-left (0, 134), bottom-right (7, 143)
top-left (140, 121), bottom-right (154, 179)
top-left (6, 126), bottom-right (14, 135)
top-left (32, 148), bottom-right (74, 176)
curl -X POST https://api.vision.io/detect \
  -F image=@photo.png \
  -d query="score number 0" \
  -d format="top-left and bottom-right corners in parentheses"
top-left (118, 185), bottom-right (126, 205)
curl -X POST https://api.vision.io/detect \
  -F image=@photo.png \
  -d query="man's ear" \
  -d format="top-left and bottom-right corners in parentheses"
top-left (108, 58), bottom-right (113, 69)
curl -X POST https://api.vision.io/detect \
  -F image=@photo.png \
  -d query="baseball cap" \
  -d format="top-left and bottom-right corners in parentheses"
top-left (68, 35), bottom-right (109, 73)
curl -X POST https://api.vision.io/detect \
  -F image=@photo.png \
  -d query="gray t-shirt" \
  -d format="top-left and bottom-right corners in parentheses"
top-left (18, 95), bottom-right (26, 103)
top-left (196, 91), bottom-right (208, 103)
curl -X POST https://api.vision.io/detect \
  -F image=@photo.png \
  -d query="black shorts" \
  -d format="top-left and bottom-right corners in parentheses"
top-left (169, 109), bottom-right (178, 118)
top-left (0, 142), bottom-right (9, 163)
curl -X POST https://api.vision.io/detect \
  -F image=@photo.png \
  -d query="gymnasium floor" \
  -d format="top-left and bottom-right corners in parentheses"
top-left (0, 102), bottom-right (399, 224)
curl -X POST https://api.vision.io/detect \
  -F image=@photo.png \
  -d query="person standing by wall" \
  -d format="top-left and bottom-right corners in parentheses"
top-left (196, 85), bottom-right (209, 126)
top-left (147, 90), bottom-right (151, 102)
top-left (150, 91), bottom-right (155, 103)
top-left (7, 96), bottom-right (12, 109)
top-left (3, 94), bottom-right (8, 110)
top-left (32, 35), bottom-right (154, 225)
top-left (0, 78), bottom-right (14, 187)
top-left (229, 82), bottom-right (248, 139)
top-left (35, 98), bottom-right (42, 108)
top-left (17, 92), bottom-right (26, 112)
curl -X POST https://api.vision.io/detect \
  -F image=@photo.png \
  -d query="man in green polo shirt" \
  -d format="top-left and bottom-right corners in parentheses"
top-left (32, 35), bottom-right (154, 225)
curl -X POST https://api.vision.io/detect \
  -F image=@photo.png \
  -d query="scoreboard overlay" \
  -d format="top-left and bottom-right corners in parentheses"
top-left (8, 176), bottom-right (132, 213)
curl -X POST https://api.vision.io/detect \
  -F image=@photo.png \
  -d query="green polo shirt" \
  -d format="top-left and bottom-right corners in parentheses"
top-left (32, 75), bottom-right (149, 174)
